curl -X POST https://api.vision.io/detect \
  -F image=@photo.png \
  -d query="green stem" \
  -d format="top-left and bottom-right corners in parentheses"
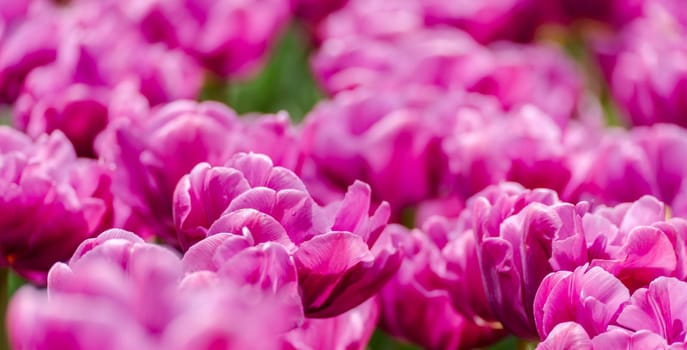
top-left (0, 267), bottom-right (9, 350)
top-left (515, 339), bottom-right (538, 350)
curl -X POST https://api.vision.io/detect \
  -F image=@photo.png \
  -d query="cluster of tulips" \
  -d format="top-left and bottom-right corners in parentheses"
top-left (1, 0), bottom-right (687, 349)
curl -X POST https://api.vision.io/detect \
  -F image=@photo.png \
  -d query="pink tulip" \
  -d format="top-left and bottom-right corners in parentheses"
top-left (469, 183), bottom-right (589, 338)
top-left (12, 2), bottom-right (203, 157)
top-left (595, 0), bottom-right (687, 127)
top-left (583, 196), bottom-right (687, 290)
top-left (318, 0), bottom-right (540, 44)
top-left (8, 229), bottom-right (304, 350)
top-left (313, 26), bottom-right (594, 128)
top-left (282, 298), bottom-right (379, 350)
top-left (534, 265), bottom-right (630, 339)
top-left (0, 127), bottom-right (113, 283)
top-left (565, 124), bottom-right (687, 219)
top-left (0, 0), bottom-right (59, 102)
top-left (536, 322), bottom-right (594, 350)
top-left (101, 101), bottom-right (300, 243)
top-left (300, 87), bottom-right (460, 217)
top-left (379, 224), bottom-right (503, 349)
top-left (174, 153), bottom-right (402, 317)
top-left (125, 0), bottom-right (292, 78)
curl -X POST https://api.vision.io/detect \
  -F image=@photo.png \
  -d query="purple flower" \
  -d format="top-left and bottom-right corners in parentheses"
top-left (173, 153), bottom-right (401, 317)
top-left (539, 0), bottom-right (645, 27)
top-left (565, 124), bottom-right (687, 219)
top-left (533, 265), bottom-right (630, 339)
top-left (8, 229), bottom-right (304, 350)
top-left (591, 329), bottom-right (680, 349)
top-left (12, 3), bottom-right (203, 157)
top-left (470, 183), bottom-right (588, 338)
top-left (101, 101), bottom-right (300, 243)
top-left (127, 0), bottom-right (292, 77)
top-left (319, 0), bottom-right (540, 44)
top-left (538, 277), bottom-right (687, 349)
top-left (582, 196), bottom-right (687, 290)
top-left (431, 213), bottom-right (497, 329)
top-left (595, 0), bottom-right (687, 126)
top-left (537, 322), bottom-right (682, 350)
top-left (313, 26), bottom-right (594, 128)
top-left (282, 298), bottom-right (379, 350)
top-left (564, 128), bottom-right (657, 205)
top-left (615, 277), bottom-right (687, 344)
top-left (536, 322), bottom-right (594, 350)
top-left (300, 87), bottom-right (456, 217)
top-left (294, 0), bottom-right (348, 37)
top-left (443, 105), bottom-right (578, 197)
top-left (379, 224), bottom-right (503, 349)
top-left (0, 3), bottom-right (58, 103)
top-left (173, 154), bottom-right (311, 250)
top-left (0, 127), bottom-right (113, 283)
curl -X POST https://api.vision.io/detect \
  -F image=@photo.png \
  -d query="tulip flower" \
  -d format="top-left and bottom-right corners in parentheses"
top-left (379, 224), bottom-right (503, 349)
top-left (0, 127), bottom-right (112, 283)
top-left (533, 265), bottom-right (630, 339)
top-left (282, 298), bottom-right (379, 350)
top-left (300, 87), bottom-right (458, 217)
top-left (313, 26), bottom-right (593, 128)
top-left (125, 0), bottom-right (292, 78)
top-left (565, 124), bottom-right (687, 219)
top-left (319, 0), bottom-right (540, 44)
top-left (0, 2), bottom-right (57, 103)
top-left (8, 229), bottom-right (304, 350)
top-left (582, 196), bottom-right (687, 290)
top-left (174, 153), bottom-right (402, 317)
top-left (102, 101), bottom-right (300, 242)
top-left (595, 0), bottom-right (687, 127)
top-left (12, 2), bottom-right (203, 157)
top-left (469, 183), bottom-right (589, 338)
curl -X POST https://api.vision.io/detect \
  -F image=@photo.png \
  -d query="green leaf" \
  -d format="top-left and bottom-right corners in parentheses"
top-left (367, 330), bottom-right (421, 350)
top-left (200, 22), bottom-right (324, 122)
top-left (0, 106), bottom-right (11, 126)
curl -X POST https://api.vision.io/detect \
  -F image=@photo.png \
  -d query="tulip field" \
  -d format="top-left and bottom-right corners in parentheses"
top-left (2, 0), bottom-right (687, 349)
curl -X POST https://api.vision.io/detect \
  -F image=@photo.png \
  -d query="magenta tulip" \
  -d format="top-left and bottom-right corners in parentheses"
top-left (0, 127), bottom-right (113, 283)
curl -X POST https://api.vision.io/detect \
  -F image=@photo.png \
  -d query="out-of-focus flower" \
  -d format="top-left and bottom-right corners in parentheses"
top-left (0, 3), bottom-right (58, 103)
top-left (313, 27), bottom-right (594, 128)
top-left (282, 298), bottom-right (379, 350)
top-left (302, 82), bottom-right (598, 222)
top-left (443, 105), bottom-right (577, 197)
top-left (300, 87), bottom-right (460, 217)
top-left (174, 153), bottom-right (401, 317)
top-left (125, 0), bottom-right (292, 78)
top-left (0, 127), bottom-right (112, 283)
top-left (8, 229), bottom-right (303, 350)
top-left (379, 224), bottom-right (502, 349)
top-left (538, 0), bottom-right (645, 27)
top-left (533, 265), bottom-right (630, 340)
top-left (565, 124), bottom-right (687, 218)
top-left (319, 0), bottom-right (540, 44)
top-left (595, 0), bottom-right (687, 127)
top-left (101, 101), bottom-right (300, 243)
top-left (294, 0), bottom-right (348, 36)
top-left (12, 3), bottom-right (203, 157)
